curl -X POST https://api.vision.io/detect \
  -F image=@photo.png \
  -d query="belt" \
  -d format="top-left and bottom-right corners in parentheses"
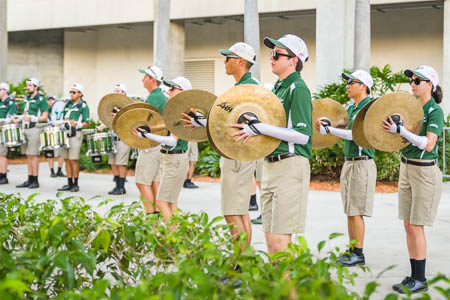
top-left (265, 152), bottom-right (296, 163)
top-left (401, 156), bottom-right (435, 167)
top-left (160, 149), bottom-right (186, 155)
top-left (345, 156), bottom-right (373, 161)
top-left (25, 122), bottom-right (36, 129)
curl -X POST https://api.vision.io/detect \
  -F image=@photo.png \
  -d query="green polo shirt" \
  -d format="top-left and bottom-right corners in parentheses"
top-left (270, 72), bottom-right (312, 158)
top-left (25, 93), bottom-right (48, 117)
top-left (345, 97), bottom-right (375, 158)
top-left (235, 72), bottom-right (259, 86)
top-left (0, 96), bottom-right (16, 118)
top-left (401, 98), bottom-right (444, 160)
top-left (144, 88), bottom-right (167, 114)
top-left (63, 100), bottom-right (90, 123)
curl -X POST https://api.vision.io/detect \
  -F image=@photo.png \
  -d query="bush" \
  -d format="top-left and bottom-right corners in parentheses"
top-left (196, 141), bottom-right (221, 177)
top-left (312, 65), bottom-right (411, 181)
top-left (1, 193), bottom-right (449, 299)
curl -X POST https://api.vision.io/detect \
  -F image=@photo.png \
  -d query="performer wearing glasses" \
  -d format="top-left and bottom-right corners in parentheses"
top-left (317, 70), bottom-right (377, 267)
top-left (0, 82), bottom-right (16, 185)
top-left (383, 65), bottom-right (444, 294)
top-left (15, 78), bottom-right (49, 189)
top-left (57, 84), bottom-right (90, 192)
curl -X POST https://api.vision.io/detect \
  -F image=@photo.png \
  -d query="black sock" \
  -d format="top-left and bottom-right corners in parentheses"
top-left (410, 258), bottom-right (416, 278)
top-left (414, 259), bottom-right (426, 282)
top-left (32, 176), bottom-right (38, 183)
top-left (50, 167), bottom-right (55, 173)
top-left (28, 175), bottom-right (32, 183)
top-left (68, 178), bottom-right (73, 186)
top-left (352, 247), bottom-right (363, 256)
top-left (74, 177), bottom-right (78, 186)
top-left (0, 173), bottom-right (5, 179)
top-left (113, 175), bottom-right (119, 184)
top-left (58, 167), bottom-right (62, 173)
top-left (250, 194), bottom-right (257, 205)
top-left (119, 177), bottom-right (126, 189)
top-left (185, 179), bottom-right (191, 183)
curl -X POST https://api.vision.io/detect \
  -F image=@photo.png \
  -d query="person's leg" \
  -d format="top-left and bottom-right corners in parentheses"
top-left (57, 156), bottom-right (65, 176)
top-left (264, 232), bottom-right (273, 254)
top-left (111, 164), bottom-right (118, 177)
top-left (241, 214), bottom-right (252, 246)
top-left (31, 155), bottom-right (39, 176)
top-left (138, 183), bottom-right (157, 213)
top-left (117, 165), bottom-right (127, 192)
top-left (49, 157), bottom-right (55, 170)
top-left (157, 201), bottom-right (173, 220)
top-left (0, 155), bottom-right (7, 173)
top-left (187, 161), bottom-right (196, 180)
top-left (350, 215), bottom-right (365, 249)
top-left (65, 159), bottom-right (73, 178)
top-left (27, 155), bottom-right (33, 176)
top-left (72, 159), bottom-right (80, 181)
top-left (225, 215), bottom-right (249, 249)
top-left (269, 233), bottom-right (292, 254)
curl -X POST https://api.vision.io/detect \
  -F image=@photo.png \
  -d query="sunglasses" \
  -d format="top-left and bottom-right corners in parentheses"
top-left (170, 85), bottom-right (182, 91)
top-left (225, 55), bottom-right (240, 62)
top-left (270, 51), bottom-right (294, 61)
top-left (69, 91), bottom-right (79, 95)
top-left (409, 77), bottom-right (430, 86)
top-left (346, 79), bottom-right (363, 86)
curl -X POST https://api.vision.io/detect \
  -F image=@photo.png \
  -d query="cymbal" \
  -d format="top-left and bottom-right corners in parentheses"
top-left (363, 92), bottom-right (423, 152)
top-left (206, 119), bottom-right (232, 159)
top-left (114, 107), bottom-right (168, 150)
top-left (208, 84), bottom-right (285, 161)
top-left (312, 98), bottom-right (349, 149)
top-left (163, 90), bottom-right (217, 142)
top-left (98, 93), bottom-right (135, 129)
top-left (112, 102), bottom-right (160, 132)
top-left (352, 99), bottom-right (376, 149)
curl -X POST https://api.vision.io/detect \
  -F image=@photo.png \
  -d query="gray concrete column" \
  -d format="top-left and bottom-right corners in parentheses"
top-left (443, 0), bottom-right (450, 117)
top-left (316, 0), bottom-right (355, 90)
top-left (153, 0), bottom-right (170, 76)
top-left (167, 21), bottom-right (185, 80)
top-left (354, 0), bottom-right (371, 71)
top-left (244, 0), bottom-right (260, 81)
top-left (0, 0), bottom-right (7, 81)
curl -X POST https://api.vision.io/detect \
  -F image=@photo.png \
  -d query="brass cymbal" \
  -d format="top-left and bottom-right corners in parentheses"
top-left (114, 107), bottom-right (168, 150)
top-left (352, 99), bottom-right (376, 149)
top-left (163, 90), bottom-right (217, 142)
top-left (98, 93), bottom-right (135, 129)
top-left (112, 102), bottom-right (160, 132)
top-left (363, 92), bottom-right (423, 152)
top-left (312, 98), bottom-right (349, 149)
top-left (206, 119), bottom-right (232, 159)
top-left (208, 84), bottom-right (285, 161)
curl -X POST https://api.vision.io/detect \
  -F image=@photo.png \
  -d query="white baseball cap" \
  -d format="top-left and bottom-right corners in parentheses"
top-left (114, 83), bottom-right (128, 94)
top-left (264, 34), bottom-right (309, 63)
top-left (219, 42), bottom-right (256, 64)
top-left (0, 82), bottom-right (10, 93)
top-left (139, 66), bottom-right (163, 82)
top-left (26, 77), bottom-right (39, 87)
top-left (342, 69), bottom-right (374, 90)
top-left (71, 83), bottom-right (84, 94)
top-left (164, 76), bottom-right (193, 91)
top-left (404, 65), bottom-right (439, 91)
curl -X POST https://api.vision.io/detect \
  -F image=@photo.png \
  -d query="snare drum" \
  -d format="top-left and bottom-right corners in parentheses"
top-left (40, 127), bottom-right (70, 150)
top-left (1, 124), bottom-right (25, 147)
top-left (86, 132), bottom-right (117, 156)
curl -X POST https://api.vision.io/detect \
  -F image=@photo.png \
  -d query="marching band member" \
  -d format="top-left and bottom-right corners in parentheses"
top-left (383, 65), bottom-right (444, 293)
top-left (15, 78), bottom-right (49, 189)
top-left (47, 95), bottom-right (66, 178)
top-left (0, 82), bottom-right (16, 185)
top-left (231, 34), bottom-right (312, 254)
top-left (317, 70), bottom-right (377, 267)
top-left (133, 76), bottom-right (192, 220)
top-left (135, 66), bottom-right (167, 215)
top-left (57, 83), bottom-right (90, 192)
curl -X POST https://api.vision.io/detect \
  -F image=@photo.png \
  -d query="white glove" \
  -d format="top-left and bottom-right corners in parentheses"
top-left (319, 124), bottom-right (328, 135)
top-left (31, 116), bottom-right (38, 123)
top-left (191, 111), bottom-right (207, 128)
top-left (76, 121), bottom-right (83, 129)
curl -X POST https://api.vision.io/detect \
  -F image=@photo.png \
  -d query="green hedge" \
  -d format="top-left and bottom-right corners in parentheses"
top-left (1, 193), bottom-right (449, 299)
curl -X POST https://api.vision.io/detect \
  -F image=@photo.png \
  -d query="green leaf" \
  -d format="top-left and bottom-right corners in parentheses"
top-left (364, 281), bottom-right (379, 297)
top-left (40, 227), bottom-right (49, 242)
top-left (94, 229), bottom-right (111, 251)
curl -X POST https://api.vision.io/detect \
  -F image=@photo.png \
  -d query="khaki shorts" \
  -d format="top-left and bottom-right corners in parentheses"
top-left (220, 157), bottom-right (255, 216)
top-left (255, 158), bottom-right (264, 182)
top-left (157, 152), bottom-right (189, 203)
top-left (261, 155), bottom-right (310, 234)
top-left (61, 131), bottom-right (84, 160)
top-left (340, 159), bottom-right (377, 217)
top-left (398, 159), bottom-right (442, 226)
top-left (108, 140), bottom-right (130, 166)
top-left (188, 142), bottom-right (198, 162)
top-left (52, 148), bottom-right (60, 158)
top-left (22, 126), bottom-right (44, 156)
top-left (135, 146), bottom-right (162, 185)
top-left (0, 144), bottom-right (7, 156)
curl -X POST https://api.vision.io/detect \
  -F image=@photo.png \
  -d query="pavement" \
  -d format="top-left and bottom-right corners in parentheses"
top-left (1, 162), bottom-right (449, 299)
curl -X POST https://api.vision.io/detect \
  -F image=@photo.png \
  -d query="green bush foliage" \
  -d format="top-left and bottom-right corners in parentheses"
top-left (0, 193), bottom-right (449, 299)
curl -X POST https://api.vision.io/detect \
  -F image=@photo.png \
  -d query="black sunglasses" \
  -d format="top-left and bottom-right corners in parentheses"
top-left (270, 51), bottom-right (294, 61)
top-left (69, 91), bottom-right (79, 94)
top-left (409, 77), bottom-right (430, 86)
top-left (225, 55), bottom-right (240, 62)
top-left (346, 79), bottom-right (363, 86)
top-left (170, 85), bottom-right (182, 91)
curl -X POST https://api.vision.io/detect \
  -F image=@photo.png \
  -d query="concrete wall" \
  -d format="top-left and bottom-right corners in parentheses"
top-left (7, 29), bottom-right (63, 95)
top-left (7, 0), bottom-right (438, 31)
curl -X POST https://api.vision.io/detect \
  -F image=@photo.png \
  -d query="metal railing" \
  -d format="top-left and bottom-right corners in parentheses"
top-left (443, 127), bottom-right (450, 179)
